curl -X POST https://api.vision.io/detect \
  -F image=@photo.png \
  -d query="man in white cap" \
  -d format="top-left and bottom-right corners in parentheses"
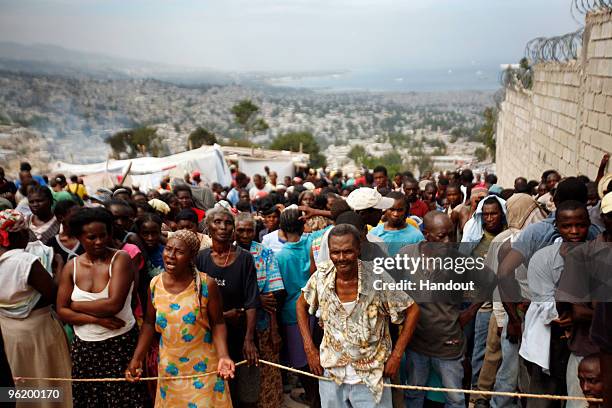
top-left (346, 187), bottom-right (394, 228)
top-left (590, 170), bottom-right (612, 230)
top-left (370, 191), bottom-right (424, 256)
top-left (314, 187), bottom-right (391, 267)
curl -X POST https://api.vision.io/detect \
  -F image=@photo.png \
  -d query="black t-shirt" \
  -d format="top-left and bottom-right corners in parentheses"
top-left (195, 246), bottom-right (260, 360)
top-left (195, 246), bottom-right (260, 312)
top-left (49, 235), bottom-right (84, 264)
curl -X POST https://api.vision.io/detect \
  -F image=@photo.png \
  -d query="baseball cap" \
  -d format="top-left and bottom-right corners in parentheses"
top-left (602, 192), bottom-right (612, 214)
top-left (346, 187), bottom-right (394, 211)
top-left (192, 170), bottom-right (201, 178)
top-left (598, 173), bottom-right (612, 199)
top-left (418, 180), bottom-right (430, 191)
top-left (89, 188), bottom-right (113, 203)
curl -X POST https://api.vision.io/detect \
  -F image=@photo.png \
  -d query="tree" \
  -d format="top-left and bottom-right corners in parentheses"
top-left (475, 147), bottom-right (488, 162)
top-left (478, 107), bottom-right (497, 159)
top-left (408, 143), bottom-right (433, 175)
top-left (411, 154), bottom-right (433, 175)
top-left (105, 126), bottom-right (166, 158)
top-left (348, 144), bottom-right (368, 165)
top-left (188, 127), bottom-right (217, 149)
top-left (363, 152), bottom-right (404, 176)
top-left (230, 100), bottom-right (269, 140)
top-left (269, 131), bottom-right (326, 168)
top-left (388, 132), bottom-right (411, 148)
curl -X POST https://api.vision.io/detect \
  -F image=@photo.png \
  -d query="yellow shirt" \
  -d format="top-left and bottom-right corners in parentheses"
top-left (66, 183), bottom-right (88, 199)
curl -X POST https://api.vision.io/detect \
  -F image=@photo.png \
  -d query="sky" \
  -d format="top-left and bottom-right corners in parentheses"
top-left (0, 0), bottom-right (582, 72)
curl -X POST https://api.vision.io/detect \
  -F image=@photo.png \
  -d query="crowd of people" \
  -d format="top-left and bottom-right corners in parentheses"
top-left (0, 155), bottom-right (610, 408)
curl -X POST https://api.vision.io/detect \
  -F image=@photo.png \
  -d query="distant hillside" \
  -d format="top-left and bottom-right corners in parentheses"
top-left (0, 41), bottom-right (234, 84)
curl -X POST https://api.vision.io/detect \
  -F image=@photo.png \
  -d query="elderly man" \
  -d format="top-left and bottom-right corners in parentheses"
top-left (297, 224), bottom-right (420, 407)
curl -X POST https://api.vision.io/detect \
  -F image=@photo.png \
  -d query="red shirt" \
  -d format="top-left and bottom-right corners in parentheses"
top-left (355, 176), bottom-right (367, 186)
top-left (409, 199), bottom-right (429, 218)
top-left (192, 207), bottom-right (206, 223)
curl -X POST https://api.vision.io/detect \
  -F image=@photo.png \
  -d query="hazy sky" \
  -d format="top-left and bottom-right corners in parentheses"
top-left (0, 0), bottom-right (581, 72)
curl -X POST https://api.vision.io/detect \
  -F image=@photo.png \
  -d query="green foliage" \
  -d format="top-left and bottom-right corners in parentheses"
top-left (0, 112), bottom-right (11, 125)
top-left (363, 152), bottom-right (404, 176)
top-left (230, 100), bottom-right (269, 139)
top-left (475, 147), bottom-right (488, 162)
top-left (408, 141), bottom-right (433, 175)
top-left (269, 131), bottom-right (326, 168)
top-left (388, 132), bottom-right (412, 148)
top-left (412, 154), bottom-right (433, 175)
top-left (478, 107), bottom-right (497, 159)
top-left (348, 144), bottom-right (368, 165)
top-left (188, 127), bottom-right (218, 149)
top-left (105, 126), bottom-right (166, 158)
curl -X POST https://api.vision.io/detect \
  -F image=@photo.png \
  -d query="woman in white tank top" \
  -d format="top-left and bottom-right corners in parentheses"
top-left (56, 207), bottom-right (147, 407)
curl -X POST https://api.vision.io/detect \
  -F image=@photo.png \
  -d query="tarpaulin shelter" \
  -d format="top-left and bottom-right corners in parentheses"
top-left (51, 144), bottom-right (232, 191)
top-left (220, 146), bottom-right (309, 179)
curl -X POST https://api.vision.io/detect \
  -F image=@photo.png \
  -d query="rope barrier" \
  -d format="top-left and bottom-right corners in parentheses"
top-left (13, 359), bottom-right (603, 403)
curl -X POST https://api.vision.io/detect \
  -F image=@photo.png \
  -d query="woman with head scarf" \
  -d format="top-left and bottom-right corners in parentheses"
top-left (0, 209), bottom-right (73, 407)
top-left (126, 229), bottom-right (234, 407)
top-left (196, 207), bottom-right (260, 407)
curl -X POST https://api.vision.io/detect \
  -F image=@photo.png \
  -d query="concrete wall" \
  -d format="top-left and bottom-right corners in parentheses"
top-left (496, 10), bottom-right (612, 187)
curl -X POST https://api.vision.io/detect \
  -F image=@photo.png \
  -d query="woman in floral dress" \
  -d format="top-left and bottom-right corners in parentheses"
top-left (126, 230), bottom-right (234, 407)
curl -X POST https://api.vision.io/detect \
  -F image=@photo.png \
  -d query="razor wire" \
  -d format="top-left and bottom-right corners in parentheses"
top-left (524, 28), bottom-right (584, 64)
top-left (571, 0), bottom-right (612, 23)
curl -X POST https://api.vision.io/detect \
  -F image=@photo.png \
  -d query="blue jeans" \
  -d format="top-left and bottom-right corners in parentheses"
top-left (318, 375), bottom-right (392, 408)
top-left (404, 349), bottom-right (465, 408)
top-left (471, 310), bottom-right (492, 387)
top-left (491, 322), bottom-right (519, 408)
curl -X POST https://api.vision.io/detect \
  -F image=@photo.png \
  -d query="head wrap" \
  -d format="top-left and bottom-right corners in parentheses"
top-left (148, 199), bottom-right (171, 215)
top-left (506, 193), bottom-right (546, 232)
top-left (214, 200), bottom-right (238, 215)
top-left (168, 229), bottom-right (205, 314)
top-left (171, 229), bottom-right (201, 255)
top-left (470, 186), bottom-right (489, 198)
top-left (461, 195), bottom-right (507, 246)
top-left (0, 209), bottom-right (27, 247)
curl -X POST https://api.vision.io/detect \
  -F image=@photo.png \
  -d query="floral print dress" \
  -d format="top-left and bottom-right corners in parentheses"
top-left (151, 272), bottom-right (232, 408)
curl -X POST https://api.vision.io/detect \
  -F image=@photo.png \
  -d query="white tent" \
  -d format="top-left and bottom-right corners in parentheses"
top-left (52, 144), bottom-right (232, 191)
top-left (220, 146), bottom-right (309, 179)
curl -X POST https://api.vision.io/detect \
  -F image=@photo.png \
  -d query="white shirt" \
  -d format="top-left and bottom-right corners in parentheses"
top-left (261, 230), bottom-right (286, 254)
top-left (0, 249), bottom-right (42, 318)
top-left (71, 251), bottom-right (135, 341)
top-left (519, 242), bottom-right (563, 372)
